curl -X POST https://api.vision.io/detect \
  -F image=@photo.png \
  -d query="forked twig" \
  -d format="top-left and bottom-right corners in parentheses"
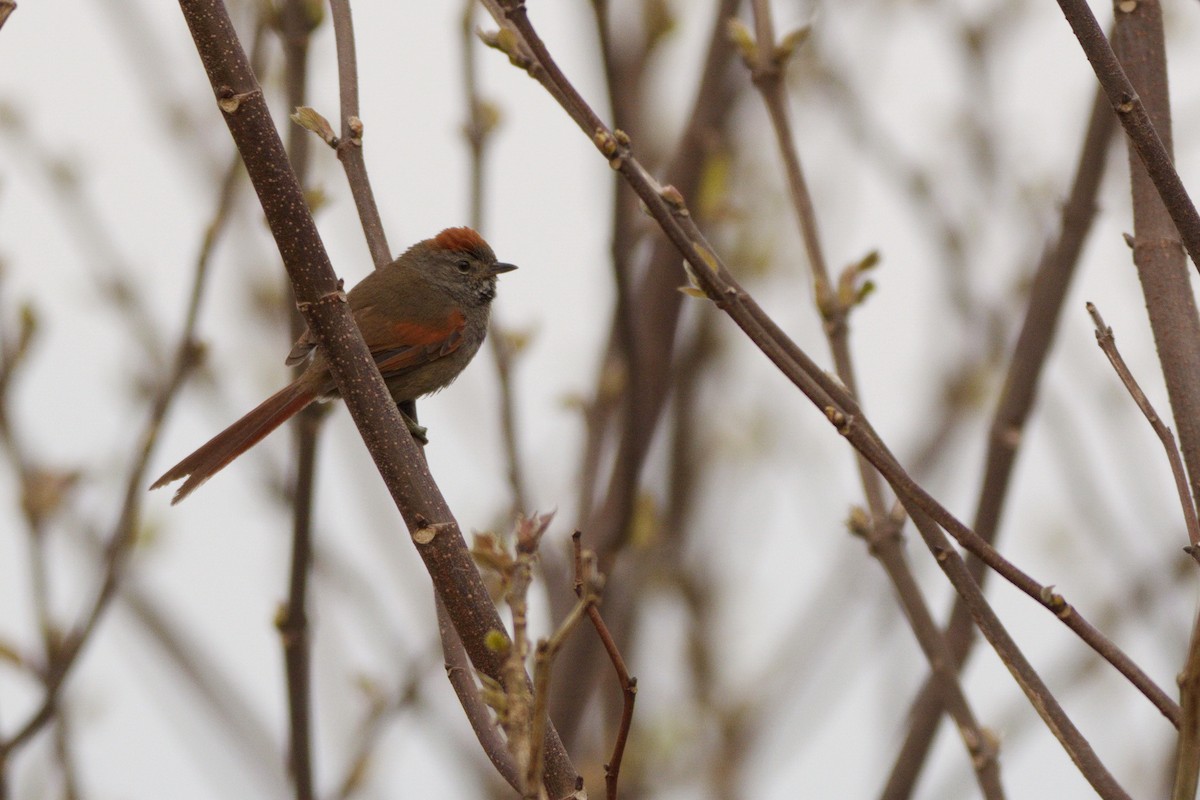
top-left (572, 531), bottom-right (636, 800)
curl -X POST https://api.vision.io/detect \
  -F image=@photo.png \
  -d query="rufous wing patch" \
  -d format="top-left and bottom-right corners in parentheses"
top-left (370, 309), bottom-right (467, 375)
top-left (387, 309), bottom-right (466, 347)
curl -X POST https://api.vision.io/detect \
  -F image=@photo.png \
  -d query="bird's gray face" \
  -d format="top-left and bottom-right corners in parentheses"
top-left (437, 249), bottom-right (518, 307)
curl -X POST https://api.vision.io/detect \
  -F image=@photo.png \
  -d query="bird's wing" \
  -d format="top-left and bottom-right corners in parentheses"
top-left (357, 305), bottom-right (467, 377)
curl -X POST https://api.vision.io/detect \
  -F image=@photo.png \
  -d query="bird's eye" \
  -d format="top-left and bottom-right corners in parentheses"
top-left (455, 259), bottom-right (471, 273)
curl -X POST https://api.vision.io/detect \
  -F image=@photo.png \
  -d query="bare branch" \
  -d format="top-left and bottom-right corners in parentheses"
top-left (329, 0), bottom-right (391, 268)
top-left (174, 2), bottom-right (578, 795)
top-left (1052, 0), bottom-right (1200, 274)
top-left (884, 81), bottom-right (1118, 798)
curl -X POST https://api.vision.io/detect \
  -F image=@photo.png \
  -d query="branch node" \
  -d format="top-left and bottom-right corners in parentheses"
top-left (295, 283), bottom-right (347, 313)
top-left (216, 85), bottom-right (261, 114)
top-left (824, 406), bottom-right (852, 434)
top-left (660, 184), bottom-right (686, 209)
top-left (593, 128), bottom-right (629, 169)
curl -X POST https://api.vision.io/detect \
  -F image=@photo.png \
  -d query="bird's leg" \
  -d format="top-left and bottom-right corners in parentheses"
top-left (401, 411), bottom-right (428, 445)
top-left (398, 400), bottom-right (428, 445)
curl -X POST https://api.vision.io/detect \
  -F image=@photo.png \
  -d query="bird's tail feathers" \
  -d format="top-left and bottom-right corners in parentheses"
top-left (151, 379), bottom-right (317, 504)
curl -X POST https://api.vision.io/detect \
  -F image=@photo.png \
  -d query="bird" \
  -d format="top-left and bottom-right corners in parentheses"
top-left (151, 226), bottom-right (516, 504)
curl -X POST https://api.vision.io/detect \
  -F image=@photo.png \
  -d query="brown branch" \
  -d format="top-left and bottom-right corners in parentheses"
top-left (889, 493), bottom-right (1129, 799)
top-left (1087, 303), bottom-right (1200, 552)
top-left (1053, 0), bottom-right (1200, 274)
top-left (279, 416), bottom-right (318, 800)
top-left (1086, 299), bottom-right (1200, 798)
top-left (174, 3), bottom-right (579, 796)
top-left (1106, 8), bottom-right (1200, 795)
top-left (572, 532), bottom-right (636, 800)
top-left (328, 0), bottom-right (390, 269)
top-left (436, 594), bottom-right (521, 792)
top-left (482, 3), bottom-right (1166, 794)
top-left (0, 2), bottom-right (16, 32)
top-left (738, 4), bottom-right (1001, 796)
top-left (1176, 611), bottom-right (1200, 800)
top-left (1112, 0), bottom-right (1200, 521)
top-left (277, 2), bottom-right (322, 796)
top-left (882, 81), bottom-right (1118, 799)
top-left (460, 0), bottom-right (529, 516)
top-left (530, 591), bottom-right (592, 798)
top-left (0, 117), bottom-right (245, 762)
top-left (501, 516), bottom-right (541, 797)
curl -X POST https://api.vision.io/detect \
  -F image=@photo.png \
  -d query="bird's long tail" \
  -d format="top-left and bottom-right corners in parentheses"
top-left (151, 379), bottom-right (319, 504)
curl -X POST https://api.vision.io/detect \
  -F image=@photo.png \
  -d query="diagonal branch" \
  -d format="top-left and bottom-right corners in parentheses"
top-left (174, 2), bottom-right (579, 796)
top-left (481, 2), bottom-right (1171, 795)
top-left (882, 81), bottom-right (1118, 799)
top-left (1052, 0), bottom-right (1200, 274)
top-left (739, 3), bottom-right (1000, 795)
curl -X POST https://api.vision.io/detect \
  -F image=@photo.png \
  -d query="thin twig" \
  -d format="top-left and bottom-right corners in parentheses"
top-left (328, 0), bottom-right (390, 268)
top-left (531, 567), bottom-right (596, 796)
top-left (504, 517), bottom-right (540, 797)
top-left (460, 0), bottom-right (530, 516)
top-left (572, 532), bottom-right (636, 800)
top-left (1085, 301), bottom-right (1200, 798)
top-left (1086, 303), bottom-right (1200, 552)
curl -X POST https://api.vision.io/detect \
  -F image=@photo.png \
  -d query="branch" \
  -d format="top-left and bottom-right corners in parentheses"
top-left (436, 595), bottom-right (521, 792)
top-left (571, 532), bottom-right (636, 800)
top-left (328, 0), bottom-right (390, 268)
top-left (1087, 303), bottom-right (1200, 552)
top-left (738, 4), bottom-right (1001, 795)
top-left (481, 2), bottom-right (1168, 794)
top-left (174, 3), bottom-right (578, 796)
top-left (1086, 299), bottom-right (1200, 800)
top-left (460, 0), bottom-right (529, 516)
top-left (1052, 0), bottom-right (1200, 274)
top-left (277, 2), bottom-right (322, 796)
top-left (0, 117), bottom-right (244, 761)
top-left (883, 81), bottom-right (1118, 798)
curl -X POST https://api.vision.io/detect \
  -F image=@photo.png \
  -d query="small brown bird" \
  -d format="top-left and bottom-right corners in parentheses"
top-left (152, 227), bottom-right (516, 504)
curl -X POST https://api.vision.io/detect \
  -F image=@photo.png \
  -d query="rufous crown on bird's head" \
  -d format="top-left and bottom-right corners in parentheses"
top-left (434, 227), bottom-right (494, 261)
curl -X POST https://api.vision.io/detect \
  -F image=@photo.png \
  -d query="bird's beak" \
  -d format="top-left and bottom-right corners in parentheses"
top-left (491, 262), bottom-right (518, 275)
